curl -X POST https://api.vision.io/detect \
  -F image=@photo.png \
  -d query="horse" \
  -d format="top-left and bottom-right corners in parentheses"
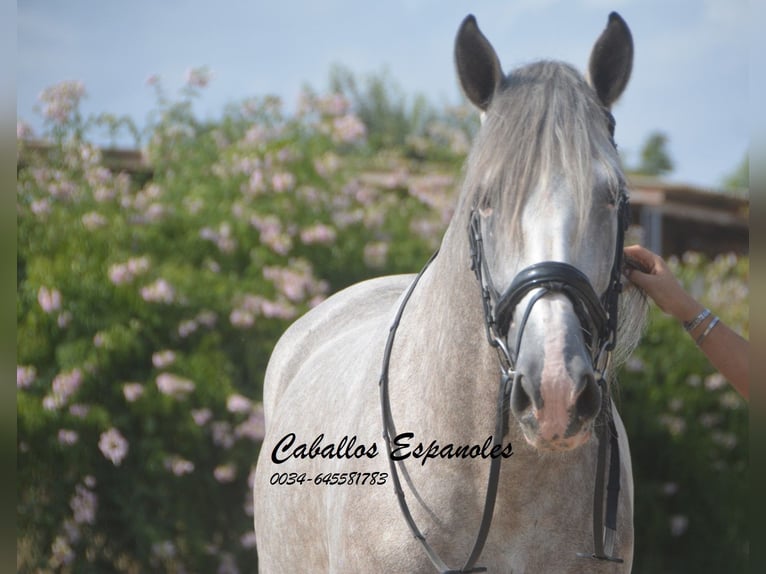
top-left (254, 12), bottom-right (647, 573)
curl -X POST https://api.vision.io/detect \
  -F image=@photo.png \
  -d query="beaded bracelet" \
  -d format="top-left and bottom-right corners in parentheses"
top-left (683, 308), bottom-right (711, 332)
top-left (695, 316), bottom-right (720, 346)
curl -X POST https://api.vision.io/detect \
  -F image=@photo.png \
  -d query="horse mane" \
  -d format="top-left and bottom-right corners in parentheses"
top-left (456, 61), bottom-right (623, 246)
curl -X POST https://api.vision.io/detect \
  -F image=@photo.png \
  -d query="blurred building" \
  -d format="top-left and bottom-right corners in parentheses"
top-left (627, 175), bottom-right (748, 258)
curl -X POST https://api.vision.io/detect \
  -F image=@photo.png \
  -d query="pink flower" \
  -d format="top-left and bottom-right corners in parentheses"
top-left (92, 186), bottom-right (116, 205)
top-left (319, 93), bottom-right (350, 116)
top-left (314, 153), bottom-right (340, 178)
top-left (156, 373), bottom-right (195, 398)
top-left (212, 421), bottom-right (235, 449)
top-left (70, 484), bottom-right (97, 524)
top-left (50, 536), bottom-right (75, 567)
top-left (226, 394), bottom-right (252, 414)
top-left (43, 394), bottom-right (62, 410)
top-left (191, 408), bottom-right (213, 426)
top-left (57, 429), bottom-right (79, 446)
top-left (98, 428), bottom-right (129, 466)
top-left (144, 203), bottom-right (166, 222)
top-left (48, 180), bottom-right (77, 200)
top-left (38, 286), bottom-right (62, 313)
top-left (271, 172), bottom-right (295, 193)
top-left (49, 368), bottom-right (83, 408)
top-left (244, 125), bottom-right (268, 145)
top-left (61, 519), bottom-right (81, 544)
top-left (196, 310), bottom-right (218, 327)
top-left (122, 383), bottom-right (145, 402)
top-left (260, 299), bottom-right (296, 320)
top-left (669, 515), bottom-right (689, 537)
top-left (146, 74), bottom-right (160, 86)
top-left (30, 199), bottom-right (50, 216)
top-left (250, 214), bottom-right (293, 255)
top-left (200, 223), bottom-right (237, 253)
top-left (218, 553), bottom-right (240, 574)
top-left (17, 120), bottom-right (34, 140)
top-left (240, 531), bottom-right (258, 549)
top-left (39, 80), bottom-right (86, 123)
top-left (140, 279), bottom-right (175, 303)
top-left (163, 455), bottom-right (195, 476)
top-left (57, 311), bottom-right (72, 328)
top-left (178, 319), bottom-right (198, 338)
top-left (69, 404), bottom-right (90, 418)
top-left (263, 265), bottom-right (307, 302)
top-left (93, 332), bottom-right (106, 348)
top-left (332, 114), bottom-right (366, 143)
top-left (229, 309), bottom-right (255, 329)
top-left (213, 464), bottom-right (237, 483)
top-left (152, 350), bottom-right (176, 368)
top-left (78, 143), bottom-right (102, 167)
top-left (16, 365), bottom-right (36, 389)
top-left (108, 264), bottom-right (131, 285)
top-left (245, 169), bottom-right (266, 195)
top-left (300, 223), bottom-right (337, 245)
top-left (109, 256), bottom-right (150, 285)
top-left (235, 408), bottom-right (265, 442)
top-left (81, 211), bottom-right (107, 230)
top-left (186, 67), bottom-right (212, 88)
top-left (151, 541), bottom-right (176, 560)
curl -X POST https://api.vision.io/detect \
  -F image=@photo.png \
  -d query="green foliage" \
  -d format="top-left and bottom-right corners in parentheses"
top-left (721, 153), bottom-right (749, 194)
top-left (17, 70), bottom-right (748, 572)
top-left (634, 131), bottom-right (675, 177)
top-left (328, 64), bottom-right (478, 163)
top-left (620, 252), bottom-right (749, 573)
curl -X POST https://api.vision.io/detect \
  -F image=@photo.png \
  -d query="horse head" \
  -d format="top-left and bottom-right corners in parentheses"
top-left (455, 13), bottom-right (634, 452)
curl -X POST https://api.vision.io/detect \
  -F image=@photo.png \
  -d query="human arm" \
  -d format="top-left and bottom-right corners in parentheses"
top-left (623, 244), bottom-right (749, 400)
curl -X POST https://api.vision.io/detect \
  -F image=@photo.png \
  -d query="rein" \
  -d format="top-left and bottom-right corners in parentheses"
top-left (379, 249), bottom-right (509, 573)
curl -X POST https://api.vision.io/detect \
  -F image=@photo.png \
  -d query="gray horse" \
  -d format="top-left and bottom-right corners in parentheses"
top-left (254, 12), bottom-right (646, 573)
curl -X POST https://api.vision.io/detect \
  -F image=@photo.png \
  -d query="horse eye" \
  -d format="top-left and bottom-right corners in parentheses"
top-left (596, 185), bottom-right (617, 206)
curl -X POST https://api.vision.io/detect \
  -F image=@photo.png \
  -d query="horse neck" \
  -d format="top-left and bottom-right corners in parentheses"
top-left (388, 211), bottom-right (505, 441)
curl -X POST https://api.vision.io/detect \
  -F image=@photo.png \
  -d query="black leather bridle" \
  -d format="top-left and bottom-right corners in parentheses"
top-left (379, 111), bottom-right (630, 572)
top-left (465, 180), bottom-right (629, 566)
top-left (468, 188), bottom-right (628, 375)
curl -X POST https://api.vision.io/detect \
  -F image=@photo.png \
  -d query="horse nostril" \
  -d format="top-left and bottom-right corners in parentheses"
top-left (574, 374), bottom-right (601, 421)
top-left (510, 375), bottom-right (533, 416)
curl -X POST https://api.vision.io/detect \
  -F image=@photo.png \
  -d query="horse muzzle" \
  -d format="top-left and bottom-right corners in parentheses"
top-left (507, 294), bottom-right (604, 452)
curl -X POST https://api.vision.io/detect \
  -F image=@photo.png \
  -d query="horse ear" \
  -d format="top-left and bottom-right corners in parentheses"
top-left (455, 15), bottom-right (504, 111)
top-left (587, 12), bottom-right (633, 108)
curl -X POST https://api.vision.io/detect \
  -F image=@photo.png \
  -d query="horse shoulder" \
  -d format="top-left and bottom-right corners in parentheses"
top-left (261, 274), bottom-right (415, 419)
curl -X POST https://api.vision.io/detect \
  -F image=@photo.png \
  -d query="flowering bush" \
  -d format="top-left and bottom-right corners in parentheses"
top-left (17, 70), bottom-right (747, 573)
top-left (17, 71), bottom-right (461, 572)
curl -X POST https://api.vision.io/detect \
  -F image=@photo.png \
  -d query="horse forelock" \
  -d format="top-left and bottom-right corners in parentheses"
top-left (457, 61), bottom-right (623, 245)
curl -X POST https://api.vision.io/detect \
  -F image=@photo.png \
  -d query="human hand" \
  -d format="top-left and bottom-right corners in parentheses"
top-left (623, 245), bottom-right (703, 322)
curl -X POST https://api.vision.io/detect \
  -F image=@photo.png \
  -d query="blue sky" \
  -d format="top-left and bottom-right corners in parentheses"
top-left (17, 0), bottom-right (748, 189)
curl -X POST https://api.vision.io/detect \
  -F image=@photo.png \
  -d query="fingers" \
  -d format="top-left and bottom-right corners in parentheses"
top-left (623, 244), bottom-right (662, 274)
